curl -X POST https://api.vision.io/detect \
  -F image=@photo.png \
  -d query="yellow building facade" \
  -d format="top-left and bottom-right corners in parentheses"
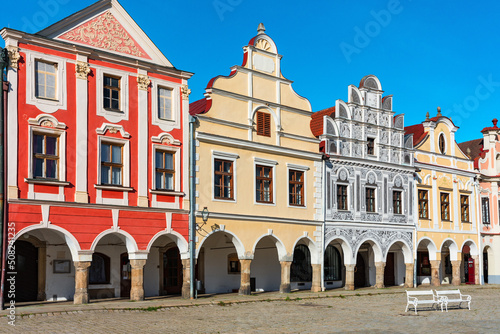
top-left (406, 110), bottom-right (480, 286)
top-left (189, 24), bottom-right (323, 294)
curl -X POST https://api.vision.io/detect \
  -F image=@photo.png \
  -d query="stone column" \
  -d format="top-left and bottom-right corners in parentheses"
top-left (130, 259), bottom-right (147, 301)
top-left (473, 255), bottom-right (480, 285)
top-left (74, 261), bottom-right (91, 304)
top-left (181, 259), bottom-right (190, 299)
top-left (404, 263), bottom-right (414, 288)
top-left (239, 259), bottom-right (251, 295)
top-left (375, 262), bottom-right (386, 288)
top-left (430, 260), bottom-right (441, 286)
top-left (311, 264), bottom-right (321, 292)
top-left (345, 264), bottom-right (355, 291)
top-left (451, 260), bottom-right (462, 285)
top-left (279, 261), bottom-right (291, 293)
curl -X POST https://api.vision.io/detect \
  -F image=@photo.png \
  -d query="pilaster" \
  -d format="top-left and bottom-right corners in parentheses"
top-left (375, 262), bottom-right (385, 288)
top-left (279, 261), bottom-right (291, 293)
top-left (451, 260), bottom-right (462, 285)
top-left (404, 263), bottom-right (414, 288)
top-left (74, 261), bottom-right (91, 304)
top-left (239, 259), bottom-right (251, 295)
top-left (345, 264), bottom-right (355, 291)
top-left (430, 260), bottom-right (441, 286)
top-left (311, 263), bottom-right (321, 292)
top-left (130, 259), bottom-right (147, 301)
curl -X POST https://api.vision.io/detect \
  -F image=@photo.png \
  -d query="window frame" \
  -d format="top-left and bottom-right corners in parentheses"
top-left (440, 192), bottom-right (451, 221)
top-left (227, 253), bottom-right (241, 274)
top-left (89, 252), bottom-right (111, 285)
top-left (28, 125), bottom-right (66, 182)
top-left (26, 52), bottom-right (67, 113)
top-left (482, 197), bottom-right (491, 224)
top-left (95, 67), bottom-right (129, 123)
top-left (256, 164), bottom-right (273, 204)
top-left (418, 189), bottom-right (429, 219)
top-left (367, 137), bottom-right (376, 156)
top-left (438, 133), bottom-right (446, 155)
top-left (214, 159), bottom-right (234, 200)
top-left (35, 60), bottom-right (58, 100)
top-left (393, 190), bottom-right (403, 215)
top-left (150, 79), bottom-right (181, 132)
top-left (289, 169), bottom-right (305, 207)
top-left (365, 187), bottom-right (376, 213)
top-left (154, 150), bottom-right (175, 191)
top-left (32, 132), bottom-right (59, 180)
top-left (460, 195), bottom-right (470, 223)
top-left (100, 141), bottom-right (124, 186)
top-left (211, 151), bottom-right (239, 202)
top-left (97, 136), bottom-right (130, 188)
top-left (337, 184), bottom-right (348, 211)
top-left (256, 111), bottom-right (271, 137)
top-left (103, 74), bottom-right (121, 111)
top-left (254, 158), bottom-right (277, 205)
top-left (157, 86), bottom-right (173, 121)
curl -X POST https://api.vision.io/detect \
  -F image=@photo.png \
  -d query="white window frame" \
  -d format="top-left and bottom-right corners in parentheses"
top-left (438, 132), bottom-right (447, 155)
top-left (367, 136), bottom-right (377, 157)
top-left (336, 183), bottom-right (349, 211)
top-left (28, 126), bottom-right (66, 181)
top-left (365, 186), bottom-right (377, 213)
top-left (97, 136), bottom-right (130, 188)
top-left (286, 163), bottom-right (309, 209)
top-left (212, 151), bottom-right (239, 203)
top-left (392, 189), bottom-right (404, 215)
top-left (254, 157), bottom-right (277, 206)
top-left (151, 78), bottom-right (181, 132)
top-left (96, 67), bottom-right (129, 123)
top-left (152, 144), bottom-right (181, 192)
top-left (26, 52), bottom-right (67, 113)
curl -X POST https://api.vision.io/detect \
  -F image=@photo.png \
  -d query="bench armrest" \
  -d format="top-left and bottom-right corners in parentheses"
top-left (407, 296), bottom-right (418, 303)
top-left (461, 294), bottom-right (471, 301)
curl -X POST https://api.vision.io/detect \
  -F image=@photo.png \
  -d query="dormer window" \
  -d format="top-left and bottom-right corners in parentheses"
top-left (256, 111), bottom-right (271, 137)
top-left (438, 133), bottom-right (446, 154)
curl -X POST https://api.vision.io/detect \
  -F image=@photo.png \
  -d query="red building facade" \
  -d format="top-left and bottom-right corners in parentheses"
top-left (2, 0), bottom-right (192, 303)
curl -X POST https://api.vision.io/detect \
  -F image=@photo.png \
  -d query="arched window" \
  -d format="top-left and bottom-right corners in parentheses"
top-left (89, 252), bottom-right (110, 284)
top-left (324, 245), bottom-right (341, 281)
top-left (291, 244), bottom-right (312, 282)
top-left (438, 133), bottom-right (446, 154)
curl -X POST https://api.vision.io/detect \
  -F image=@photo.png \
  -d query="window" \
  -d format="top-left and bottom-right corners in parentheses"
top-left (337, 184), bottom-right (348, 210)
top-left (33, 133), bottom-right (59, 179)
top-left (367, 138), bottom-right (375, 155)
top-left (227, 253), bottom-right (240, 274)
top-left (482, 197), bottom-right (491, 224)
top-left (155, 150), bottom-right (174, 190)
top-left (418, 190), bottom-right (429, 219)
top-left (461, 195), bottom-right (470, 222)
top-left (214, 159), bottom-right (233, 199)
top-left (366, 188), bottom-right (376, 212)
top-left (103, 75), bottom-right (120, 110)
top-left (256, 165), bottom-right (273, 203)
top-left (256, 111), bottom-right (271, 137)
top-left (393, 190), bottom-right (402, 214)
top-left (289, 170), bottom-right (304, 206)
top-left (291, 244), bottom-right (312, 282)
top-left (440, 192), bottom-right (450, 220)
top-left (35, 61), bottom-right (57, 99)
top-left (158, 87), bottom-right (172, 120)
top-left (89, 253), bottom-right (110, 284)
top-left (101, 142), bottom-right (123, 185)
top-left (438, 133), bottom-right (446, 154)
top-left (324, 245), bottom-right (341, 281)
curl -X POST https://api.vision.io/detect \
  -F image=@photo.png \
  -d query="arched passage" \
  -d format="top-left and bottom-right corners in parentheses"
top-left (483, 245), bottom-right (493, 284)
top-left (461, 240), bottom-right (479, 284)
top-left (354, 240), bottom-right (382, 289)
top-left (385, 240), bottom-right (412, 287)
top-left (290, 237), bottom-right (320, 292)
top-left (196, 230), bottom-right (247, 294)
top-left (324, 237), bottom-right (351, 290)
top-left (250, 235), bottom-right (283, 292)
top-left (416, 238), bottom-right (438, 286)
top-left (440, 239), bottom-right (459, 285)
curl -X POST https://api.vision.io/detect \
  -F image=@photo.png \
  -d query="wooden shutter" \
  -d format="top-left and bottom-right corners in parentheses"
top-left (257, 111), bottom-right (271, 137)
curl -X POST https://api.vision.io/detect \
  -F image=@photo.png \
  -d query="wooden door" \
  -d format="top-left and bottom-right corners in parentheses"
top-left (7, 241), bottom-right (38, 302)
top-left (354, 253), bottom-right (366, 288)
top-left (120, 253), bottom-right (131, 298)
top-left (163, 247), bottom-right (182, 294)
top-left (384, 252), bottom-right (395, 286)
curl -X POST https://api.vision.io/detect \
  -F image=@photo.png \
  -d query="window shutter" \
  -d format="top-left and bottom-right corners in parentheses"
top-left (256, 111), bottom-right (271, 137)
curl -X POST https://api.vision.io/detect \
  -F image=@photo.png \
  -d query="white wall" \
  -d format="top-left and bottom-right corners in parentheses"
top-left (204, 247), bottom-right (240, 293)
top-left (250, 245), bottom-right (281, 292)
top-left (91, 244), bottom-right (127, 298)
top-left (144, 251), bottom-right (160, 297)
top-left (45, 245), bottom-right (74, 301)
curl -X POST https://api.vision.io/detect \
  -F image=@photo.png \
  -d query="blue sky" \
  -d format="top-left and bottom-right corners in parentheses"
top-left (2, 0), bottom-right (499, 143)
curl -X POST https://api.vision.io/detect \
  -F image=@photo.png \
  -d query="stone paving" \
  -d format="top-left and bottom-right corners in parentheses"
top-left (1, 285), bottom-right (499, 333)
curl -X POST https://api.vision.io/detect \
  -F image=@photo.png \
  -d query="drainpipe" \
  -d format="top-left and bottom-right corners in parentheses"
top-left (188, 115), bottom-right (197, 299)
top-left (320, 157), bottom-right (326, 291)
top-left (413, 172), bottom-right (419, 288)
top-left (0, 48), bottom-right (9, 310)
top-left (475, 176), bottom-right (483, 285)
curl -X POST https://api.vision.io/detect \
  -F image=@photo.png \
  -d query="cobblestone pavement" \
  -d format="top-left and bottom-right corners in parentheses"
top-left (2, 286), bottom-right (499, 333)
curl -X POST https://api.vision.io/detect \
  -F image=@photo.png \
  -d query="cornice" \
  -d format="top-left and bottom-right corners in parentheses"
top-left (195, 210), bottom-right (320, 226)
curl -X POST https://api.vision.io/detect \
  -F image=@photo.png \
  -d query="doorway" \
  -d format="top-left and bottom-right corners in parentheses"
top-left (384, 252), bottom-right (395, 286)
top-left (354, 253), bottom-right (366, 288)
top-left (120, 253), bottom-right (131, 298)
top-left (162, 247), bottom-right (182, 295)
top-left (7, 241), bottom-right (38, 302)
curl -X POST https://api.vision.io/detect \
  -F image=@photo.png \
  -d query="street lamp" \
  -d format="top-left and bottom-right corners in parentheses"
top-left (201, 207), bottom-right (209, 224)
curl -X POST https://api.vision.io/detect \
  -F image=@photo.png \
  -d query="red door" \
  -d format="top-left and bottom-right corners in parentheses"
top-left (467, 258), bottom-right (475, 284)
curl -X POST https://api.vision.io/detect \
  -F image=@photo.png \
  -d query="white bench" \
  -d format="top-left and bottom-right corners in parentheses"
top-left (405, 290), bottom-right (440, 314)
top-left (435, 289), bottom-right (471, 312)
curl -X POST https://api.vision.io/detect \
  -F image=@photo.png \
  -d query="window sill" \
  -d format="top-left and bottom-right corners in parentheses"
top-left (149, 189), bottom-right (185, 196)
top-left (25, 178), bottom-right (70, 186)
top-left (419, 217), bottom-right (430, 220)
top-left (103, 108), bottom-right (124, 114)
top-left (94, 184), bottom-right (133, 192)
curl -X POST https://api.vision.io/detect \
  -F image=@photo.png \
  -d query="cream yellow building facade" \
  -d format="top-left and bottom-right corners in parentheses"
top-left (189, 24), bottom-right (323, 294)
top-left (406, 110), bottom-right (480, 286)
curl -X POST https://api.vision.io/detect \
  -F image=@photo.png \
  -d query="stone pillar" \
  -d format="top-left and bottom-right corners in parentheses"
top-left (311, 264), bottom-right (321, 292)
top-left (74, 261), bottom-right (91, 304)
top-left (430, 260), bottom-right (441, 286)
top-left (279, 261), bottom-right (291, 293)
top-left (375, 262), bottom-right (386, 288)
top-left (239, 259), bottom-right (251, 295)
top-left (181, 259), bottom-right (190, 299)
top-left (473, 255), bottom-right (480, 285)
top-left (130, 259), bottom-right (147, 301)
top-left (345, 264), bottom-right (355, 291)
top-left (404, 263), bottom-right (414, 288)
top-left (451, 260), bottom-right (462, 285)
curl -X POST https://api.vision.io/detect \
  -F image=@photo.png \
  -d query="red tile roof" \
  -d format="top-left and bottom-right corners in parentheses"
top-left (458, 138), bottom-right (483, 160)
top-left (189, 98), bottom-right (211, 116)
top-left (310, 106), bottom-right (335, 137)
top-left (404, 124), bottom-right (427, 147)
